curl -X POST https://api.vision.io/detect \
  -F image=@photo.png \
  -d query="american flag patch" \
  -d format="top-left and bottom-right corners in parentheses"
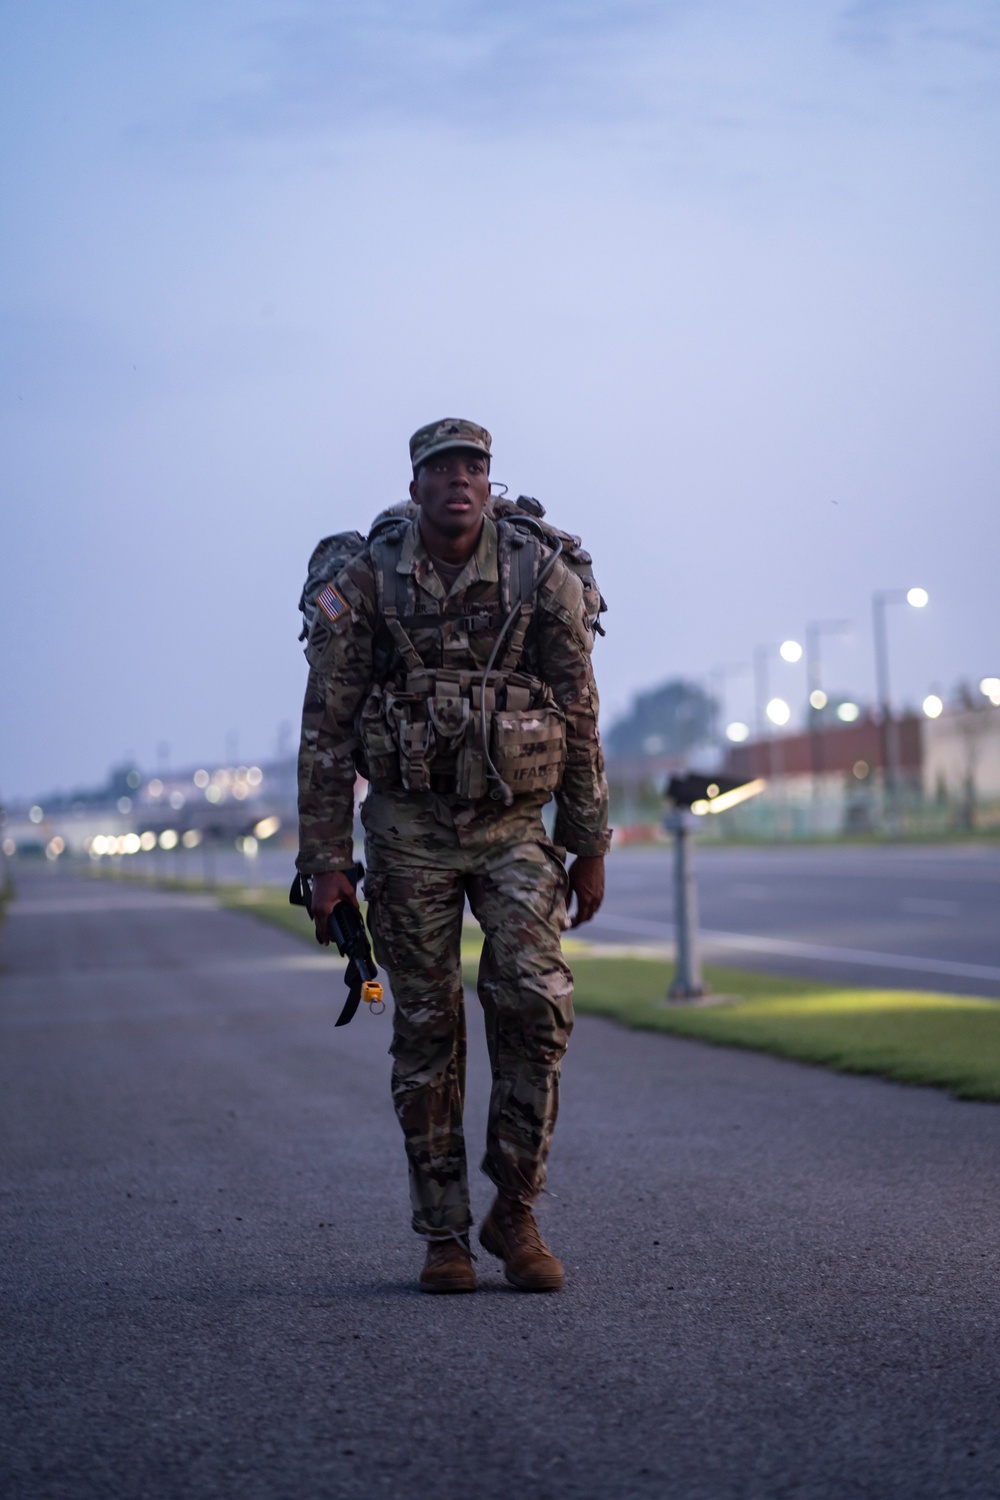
top-left (317, 584), bottom-right (348, 623)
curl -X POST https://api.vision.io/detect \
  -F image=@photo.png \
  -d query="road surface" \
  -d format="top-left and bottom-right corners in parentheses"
top-left (592, 843), bottom-right (1000, 997)
top-left (77, 838), bottom-right (1000, 996)
top-left (2, 868), bottom-right (999, 1499)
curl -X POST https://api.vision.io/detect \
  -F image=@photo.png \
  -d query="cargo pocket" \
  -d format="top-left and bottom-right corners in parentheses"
top-left (361, 870), bottom-right (395, 970)
top-left (491, 704), bottom-right (567, 795)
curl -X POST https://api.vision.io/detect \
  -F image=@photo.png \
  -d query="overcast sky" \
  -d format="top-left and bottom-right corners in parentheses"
top-left (2, 0), bottom-right (998, 799)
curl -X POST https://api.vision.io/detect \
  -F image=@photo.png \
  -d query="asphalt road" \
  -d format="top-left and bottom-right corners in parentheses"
top-left (592, 844), bottom-right (1000, 997)
top-left (3, 868), bottom-right (1000, 1500)
top-left (95, 838), bottom-right (1000, 996)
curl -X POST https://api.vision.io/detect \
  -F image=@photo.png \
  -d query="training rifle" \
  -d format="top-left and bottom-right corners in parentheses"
top-left (289, 863), bottom-right (384, 1026)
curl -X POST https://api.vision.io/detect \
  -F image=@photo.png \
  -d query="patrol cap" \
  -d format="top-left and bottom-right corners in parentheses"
top-left (409, 418), bottom-right (492, 471)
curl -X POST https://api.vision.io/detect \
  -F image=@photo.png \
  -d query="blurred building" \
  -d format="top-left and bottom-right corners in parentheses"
top-left (1, 756), bottom-right (303, 862)
top-left (603, 700), bottom-right (1000, 841)
top-left (921, 704), bottom-right (1000, 826)
top-left (715, 706), bottom-right (1000, 836)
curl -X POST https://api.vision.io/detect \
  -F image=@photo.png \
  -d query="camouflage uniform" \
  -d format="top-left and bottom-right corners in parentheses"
top-left (297, 424), bottom-right (610, 1238)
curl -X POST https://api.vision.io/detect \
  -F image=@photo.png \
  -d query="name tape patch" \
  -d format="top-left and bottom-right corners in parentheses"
top-left (317, 584), bottom-right (348, 624)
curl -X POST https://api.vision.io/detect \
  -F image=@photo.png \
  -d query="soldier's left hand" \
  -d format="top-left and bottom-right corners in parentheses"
top-left (567, 854), bottom-right (605, 927)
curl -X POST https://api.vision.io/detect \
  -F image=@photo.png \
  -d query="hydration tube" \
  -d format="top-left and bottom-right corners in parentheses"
top-left (479, 523), bottom-right (563, 805)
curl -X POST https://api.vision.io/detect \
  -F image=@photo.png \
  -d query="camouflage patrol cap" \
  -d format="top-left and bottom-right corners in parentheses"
top-left (409, 418), bottom-right (492, 471)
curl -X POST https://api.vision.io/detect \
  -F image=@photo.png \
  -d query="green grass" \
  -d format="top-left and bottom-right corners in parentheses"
top-left (79, 868), bottom-right (1000, 1103)
top-left (160, 884), bottom-right (1000, 1104)
top-left (215, 885), bottom-right (321, 944)
top-left (516, 953), bottom-right (1000, 1102)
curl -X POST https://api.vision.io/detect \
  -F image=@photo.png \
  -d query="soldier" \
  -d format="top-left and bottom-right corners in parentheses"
top-left (297, 418), bottom-right (610, 1293)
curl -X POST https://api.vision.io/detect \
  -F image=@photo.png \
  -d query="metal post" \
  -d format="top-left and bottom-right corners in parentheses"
top-left (806, 619), bottom-right (850, 811)
top-left (667, 809), bottom-right (705, 1000)
top-left (806, 621), bottom-right (823, 789)
top-left (710, 662), bottom-right (750, 755)
top-left (753, 645), bottom-right (770, 741)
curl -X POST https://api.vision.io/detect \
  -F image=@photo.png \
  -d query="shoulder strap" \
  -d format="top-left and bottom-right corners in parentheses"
top-left (371, 532), bottom-right (425, 675)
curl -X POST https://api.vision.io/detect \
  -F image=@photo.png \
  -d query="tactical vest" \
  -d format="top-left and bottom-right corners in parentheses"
top-left (359, 520), bottom-right (567, 802)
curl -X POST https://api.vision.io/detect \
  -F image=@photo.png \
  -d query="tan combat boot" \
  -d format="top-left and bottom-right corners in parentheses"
top-left (479, 1197), bottom-right (564, 1292)
top-left (419, 1234), bottom-right (477, 1294)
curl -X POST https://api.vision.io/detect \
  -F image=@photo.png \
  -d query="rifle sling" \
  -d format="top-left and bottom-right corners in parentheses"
top-left (334, 962), bottom-right (365, 1027)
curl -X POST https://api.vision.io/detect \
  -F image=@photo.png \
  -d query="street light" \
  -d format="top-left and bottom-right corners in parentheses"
top-left (708, 663), bottom-right (750, 753)
top-left (872, 587), bottom-right (929, 832)
top-left (753, 641), bottom-right (803, 738)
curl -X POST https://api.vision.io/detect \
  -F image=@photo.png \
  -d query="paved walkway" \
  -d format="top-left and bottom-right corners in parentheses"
top-left (2, 869), bottom-right (999, 1499)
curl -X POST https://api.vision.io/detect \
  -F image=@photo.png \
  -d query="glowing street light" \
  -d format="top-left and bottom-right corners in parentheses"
top-left (981, 677), bottom-right (1000, 707)
top-left (766, 697), bottom-right (791, 727)
top-left (708, 662), bottom-right (750, 751)
top-left (922, 694), bottom-right (943, 719)
top-left (753, 642), bottom-right (802, 738)
top-left (726, 721), bottom-right (750, 743)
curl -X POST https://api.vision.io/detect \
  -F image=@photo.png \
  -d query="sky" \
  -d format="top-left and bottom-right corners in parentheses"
top-left (2, 0), bottom-right (998, 799)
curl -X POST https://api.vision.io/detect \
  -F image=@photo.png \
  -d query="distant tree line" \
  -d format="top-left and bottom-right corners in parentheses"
top-left (605, 679), bottom-right (718, 758)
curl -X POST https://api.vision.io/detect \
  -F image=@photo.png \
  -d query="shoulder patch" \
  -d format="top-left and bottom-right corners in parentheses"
top-left (316, 583), bottom-right (349, 624)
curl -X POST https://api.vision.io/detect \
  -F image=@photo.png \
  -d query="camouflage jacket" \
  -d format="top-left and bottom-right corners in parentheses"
top-left (297, 516), bottom-right (611, 872)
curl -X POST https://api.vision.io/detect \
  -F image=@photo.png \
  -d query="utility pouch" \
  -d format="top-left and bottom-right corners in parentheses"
top-left (454, 721), bottom-right (488, 799)
top-left (427, 687), bottom-right (470, 746)
top-left (491, 703), bottom-right (567, 795)
top-left (358, 686), bottom-right (401, 789)
top-left (394, 704), bottom-right (435, 792)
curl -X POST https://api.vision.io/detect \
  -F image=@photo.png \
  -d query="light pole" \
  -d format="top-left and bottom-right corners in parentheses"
top-left (872, 587), bottom-right (928, 832)
top-left (805, 619), bottom-right (851, 787)
top-left (752, 641), bottom-right (801, 836)
top-left (753, 641), bottom-right (802, 738)
top-left (709, 663), bottom-right (749, 753)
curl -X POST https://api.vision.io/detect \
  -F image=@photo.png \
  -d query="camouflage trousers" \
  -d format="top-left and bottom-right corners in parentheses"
top-left (361, 789), bottom-right (574, 1239)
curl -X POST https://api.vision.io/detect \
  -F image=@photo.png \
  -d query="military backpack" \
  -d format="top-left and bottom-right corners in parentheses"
top-left (298, 494), bottom-right (606, 643)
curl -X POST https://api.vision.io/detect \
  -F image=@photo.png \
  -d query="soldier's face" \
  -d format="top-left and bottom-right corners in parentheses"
top-left (409, 448), bottom-right (491, 542)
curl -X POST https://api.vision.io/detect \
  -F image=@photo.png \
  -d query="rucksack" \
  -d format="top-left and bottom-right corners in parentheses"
top-left (298, 495), bottom-right (607, 645)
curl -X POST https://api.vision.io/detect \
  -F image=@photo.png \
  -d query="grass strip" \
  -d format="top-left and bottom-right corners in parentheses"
top-left (521, 953), bottom-right (1000, 1103)
top-left (80, 872), bottom-right (1000, 1103)
top-left (234, 889), bottom-right (1000, 1104)
top-left (215, 884), bottom-right (320, 943)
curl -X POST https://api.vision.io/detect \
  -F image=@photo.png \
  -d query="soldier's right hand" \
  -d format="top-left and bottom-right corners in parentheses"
top-left (311, 869), bottom-right (360, 944)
